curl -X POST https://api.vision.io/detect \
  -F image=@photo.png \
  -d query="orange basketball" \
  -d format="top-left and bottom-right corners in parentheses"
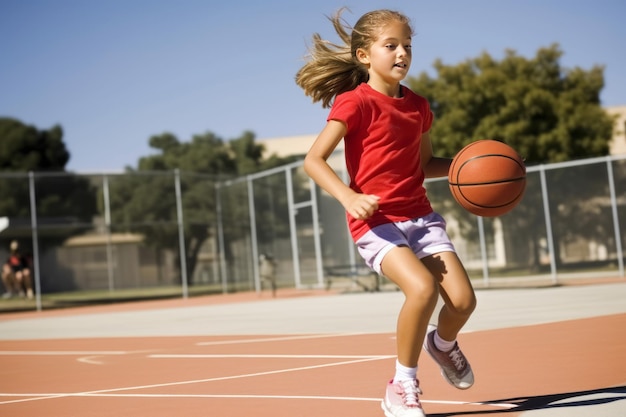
top-left (448, 140), bottom-right (526, 217)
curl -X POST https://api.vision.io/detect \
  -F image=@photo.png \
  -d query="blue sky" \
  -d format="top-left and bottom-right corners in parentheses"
top-left (1, 0), bottom-right (624, 172)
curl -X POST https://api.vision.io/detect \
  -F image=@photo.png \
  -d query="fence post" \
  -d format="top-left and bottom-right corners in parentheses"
top-left (174, 169), bottom-right (189, 299)
top-left (28, 172), bottom-right (42, 312)
top-left (606, 159), bottom-right (624, 277)
top-left (308, 177), bottom-right (324, 288)
top-left (477, 215), bottom-right (489, 286)
top-left (102, 175), bottom-right (115, 292)
top-left (215, 181), bottom-right (228, 293)
top-left (340, 169), bottom-right (358, 274)
top-left (539, 166), bottom-right (558, 284)
top-left (247, 176), bottom-right (261, 293)
top-left (285, 168), bottom-right (303, 288)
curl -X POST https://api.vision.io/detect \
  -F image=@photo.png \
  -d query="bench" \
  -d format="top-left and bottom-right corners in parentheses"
top-left (324, 264), bottom-right (381, 292)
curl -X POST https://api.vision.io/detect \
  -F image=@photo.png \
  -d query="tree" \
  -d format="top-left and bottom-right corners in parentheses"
top-left (0, 118), bottom-right (97, 249)
top-left (0, 118), bottom-right (69, 170)
top-left (408, 44), bottom-right (612, 162)
top-left (407, 44), bottom-right (615, 270)
top-left (109, 130), bottom-right (296, 285)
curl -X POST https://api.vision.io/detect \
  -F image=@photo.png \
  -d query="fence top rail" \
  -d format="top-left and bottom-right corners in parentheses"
top-left (525, 154), bottom-right (626, 172)
top-left (0, 170), bottom-right (235, 180)
top-left (0, 153), bottom-right (623, 180)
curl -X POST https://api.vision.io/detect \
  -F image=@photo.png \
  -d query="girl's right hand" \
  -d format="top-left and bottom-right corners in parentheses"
top-left (344, 194), bottom-right (380, 220)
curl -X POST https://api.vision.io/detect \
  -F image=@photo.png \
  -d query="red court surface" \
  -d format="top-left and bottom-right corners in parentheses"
top-left (0, 300), bottom-right (624, 417)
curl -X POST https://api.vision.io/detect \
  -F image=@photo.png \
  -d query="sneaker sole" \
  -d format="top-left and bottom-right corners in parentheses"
top-left (381, 400), bottom-right (426, 417)
top-left (381, 401), bottom-right (393, 417)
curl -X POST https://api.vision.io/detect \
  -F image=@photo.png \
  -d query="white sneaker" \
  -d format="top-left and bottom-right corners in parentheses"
top-left (381, 378), bottom-right (426, 417)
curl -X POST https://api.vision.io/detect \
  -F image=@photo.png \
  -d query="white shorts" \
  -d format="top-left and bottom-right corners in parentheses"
top-left (355, 212), bottom-right (456, 275)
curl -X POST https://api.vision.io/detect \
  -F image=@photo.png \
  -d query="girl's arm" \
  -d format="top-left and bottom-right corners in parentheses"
top-left (420, 131), bottom-right (452, 178)
top-left (304, 120), bottom-right (379, 220)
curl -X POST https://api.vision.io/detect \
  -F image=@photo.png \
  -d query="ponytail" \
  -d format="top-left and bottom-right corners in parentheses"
top-left (295, 9), bottom-right (368, 108)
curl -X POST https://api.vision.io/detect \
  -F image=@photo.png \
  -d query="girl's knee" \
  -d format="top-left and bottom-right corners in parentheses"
top-left (403, 277), bottom-right (439, 306)
top-left (449, 293), bottom-right (477, 317)
top-left (465, 294), bottom-right (478, 315)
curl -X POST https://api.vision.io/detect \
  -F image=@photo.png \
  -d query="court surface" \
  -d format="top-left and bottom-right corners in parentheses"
top-left (0, 280), bottom-right (625, 416)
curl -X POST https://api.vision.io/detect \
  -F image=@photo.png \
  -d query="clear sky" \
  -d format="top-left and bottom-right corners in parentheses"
top-left (1, 0), bottom-right (624, 172)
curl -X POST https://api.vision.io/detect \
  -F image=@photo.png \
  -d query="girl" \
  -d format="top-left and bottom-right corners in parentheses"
top-left (296, 9), bottom-right (476, 417)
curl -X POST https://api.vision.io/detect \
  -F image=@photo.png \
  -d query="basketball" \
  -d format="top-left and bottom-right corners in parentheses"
top-left (448, 140), bottom-right (526, 217)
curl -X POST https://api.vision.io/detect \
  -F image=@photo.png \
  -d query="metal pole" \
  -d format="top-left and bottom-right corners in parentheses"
top-left (477, 215), bottom-right (489, 286)
top-left (341, 169), bottom-right (358, 272)
top-left (285, 168), bottom-right (302, 288)
top-left (103, 175), bottom-right (115, 292)
top-left (539, 167), bottom-right (558, 283)
top-left (28, 172), bottom-right (42, 312)
top-left (247, 176), bottom-right (260, 293)
top-left (308, 177), bottom-right (324, 288)
top-left (606, 159), bottom-right (624, 277)
top-left (174, 169), bottom-right (188, 299)
top-left (215, 181), bottom-right (228, 293)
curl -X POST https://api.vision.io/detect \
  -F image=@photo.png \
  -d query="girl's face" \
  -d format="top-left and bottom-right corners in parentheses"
top-left (357, 20), bottom-right (412, 93)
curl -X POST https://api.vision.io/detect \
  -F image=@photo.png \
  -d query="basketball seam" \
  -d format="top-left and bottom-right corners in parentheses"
top-left (450, 193), bottom-right (524, 209)
top-left (448, 176), bottom-right (526, 186)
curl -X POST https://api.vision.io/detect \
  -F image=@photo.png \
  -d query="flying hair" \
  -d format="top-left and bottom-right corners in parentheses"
top-left (295, 8), bottom-right (413, 108)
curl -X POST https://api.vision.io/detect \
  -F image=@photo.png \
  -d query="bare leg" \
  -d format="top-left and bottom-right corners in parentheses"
top-left (422, 252), bottom-right (476, 341)
top-left (380, 246), bottom-right (439, 367)
top-left (21, 269), bottom-right (34, 298)
top-left (1, 264), bottom-right (16, 295)
top-left (14, 271), bottom-right (25, 295)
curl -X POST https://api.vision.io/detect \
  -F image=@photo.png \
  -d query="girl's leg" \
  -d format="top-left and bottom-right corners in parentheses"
top-left (380, 245), bottom-right (439, 367)
top-left (420, 251), bottom-right (476, 390)
top-left (421, 251), bottom-right (476, 342)
top-left (22, 269), bottom-right (34, 299)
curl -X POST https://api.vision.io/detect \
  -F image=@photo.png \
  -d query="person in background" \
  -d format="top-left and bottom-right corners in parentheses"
top-left (2, 240), bottom-right (33, 299)
top-left (259, 253), bottom-right (277, 297)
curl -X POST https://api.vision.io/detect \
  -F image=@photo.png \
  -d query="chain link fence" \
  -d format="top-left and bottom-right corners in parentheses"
top-left (1, 154), bottom-right (624, 311)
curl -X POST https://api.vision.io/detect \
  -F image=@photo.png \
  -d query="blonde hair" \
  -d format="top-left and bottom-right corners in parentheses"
top-left (295, 8), bottom-right (413, 108)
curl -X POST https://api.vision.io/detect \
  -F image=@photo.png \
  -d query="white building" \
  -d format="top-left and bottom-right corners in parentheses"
top-left (260, 106), bottom-right (626, 158)
top-left (606, 105), bottom-right (626, 155)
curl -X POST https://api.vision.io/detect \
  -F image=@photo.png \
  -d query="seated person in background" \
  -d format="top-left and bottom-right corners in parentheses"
top-left (1, 240), bottom-right (33, 299)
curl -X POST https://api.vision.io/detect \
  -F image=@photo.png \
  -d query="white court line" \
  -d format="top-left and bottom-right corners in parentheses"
top-left (196, 332), bottom-right (367, 346)
top-left (150, 354), bottom-right (395, 359)
top-left (0, 352), bottom-right (517, 410)
top-left (0, 351), bottom-right (130, 365)
top-left (0, 356), bottom-right (387, 405)
top-left (77, 356), bottom-right (116, 365)
top-left (0, 340), bottom-right (519, 410)
top-left (0, 351), bottom-right (128, 356)
top-left (0, 392), bottom-right (517, 408)
top-left (0, 350), bottom-right (146, 365)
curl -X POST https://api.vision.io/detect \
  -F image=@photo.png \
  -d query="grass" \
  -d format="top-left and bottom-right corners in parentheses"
top-left (0, 284), bottom-right (230, 313)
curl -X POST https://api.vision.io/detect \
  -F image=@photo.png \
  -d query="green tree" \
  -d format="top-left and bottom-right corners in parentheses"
top-left (0, 118), bottom-right (97, 248)
top-left (409, 44), bottom-right (612, 162)
top-left (0, 118), bottom-right (69, 170)
top-left (408, 44), bottom-right (615, 270)
top-left (109, 130), bottom-right (296, 285)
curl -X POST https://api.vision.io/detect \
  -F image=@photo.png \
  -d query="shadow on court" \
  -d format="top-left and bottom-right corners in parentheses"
top-left (429, 385), bottom-right (626, 416)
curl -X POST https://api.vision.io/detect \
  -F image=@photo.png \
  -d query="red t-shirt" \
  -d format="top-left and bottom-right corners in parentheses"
top-left (328, 83), bottom-right (434, 241)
